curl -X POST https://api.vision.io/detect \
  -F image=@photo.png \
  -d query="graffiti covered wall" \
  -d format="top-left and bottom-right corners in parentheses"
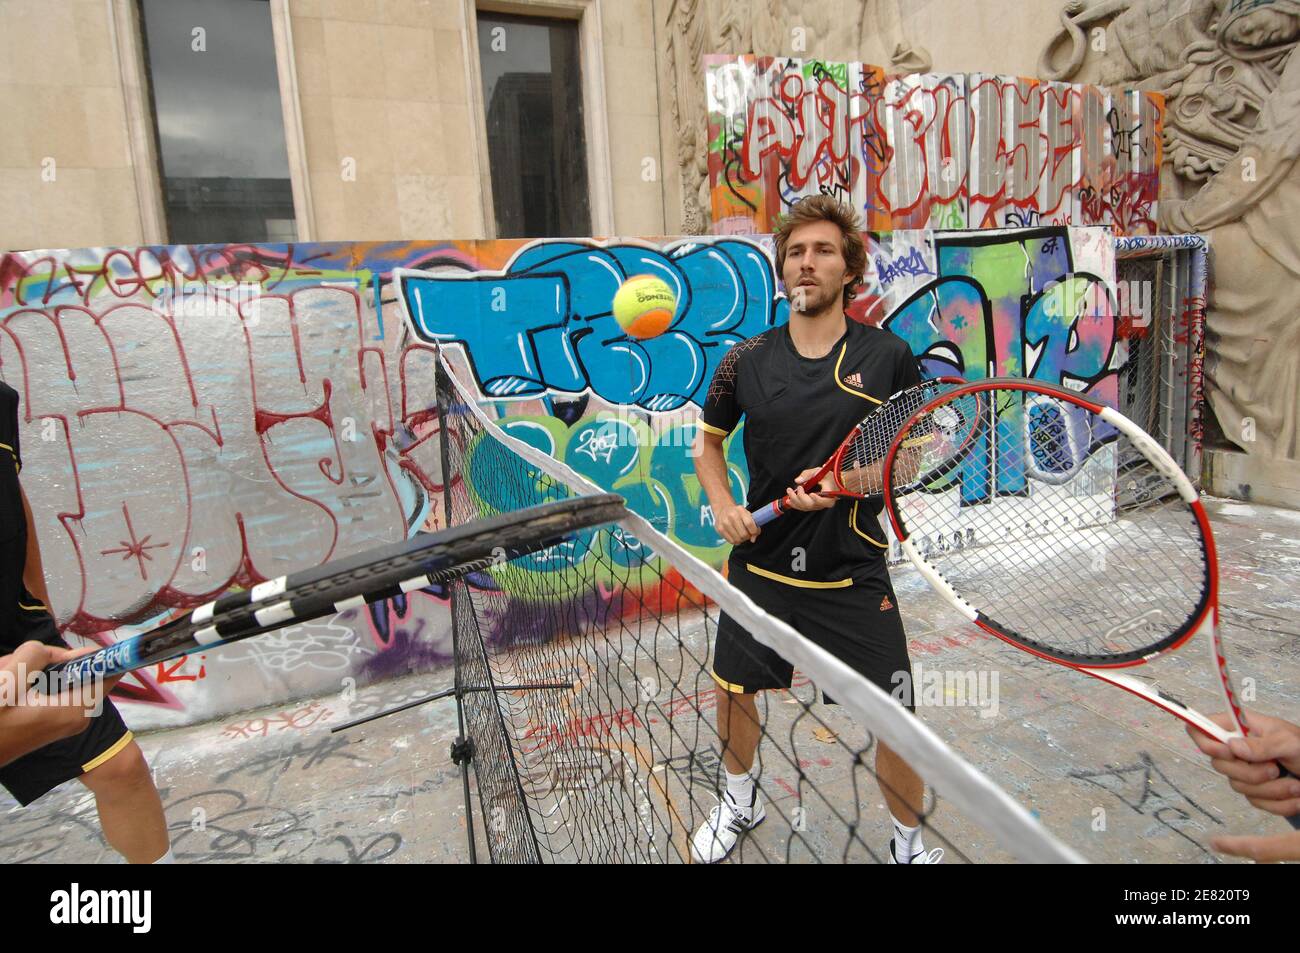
top-left (706, 55), bottom-right (1164, 235)
top-left (0, 227), bottom-right (1118, 728)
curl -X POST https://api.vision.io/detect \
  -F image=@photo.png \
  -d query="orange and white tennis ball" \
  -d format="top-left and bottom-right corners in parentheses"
top-left (612, 274), bottom-right (677, 339)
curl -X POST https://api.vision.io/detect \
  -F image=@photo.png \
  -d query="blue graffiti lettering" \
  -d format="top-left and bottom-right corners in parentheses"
top-left (874, 247), bottom-right (933, 287)
top-left (396, 239), bottom-right (782, 411)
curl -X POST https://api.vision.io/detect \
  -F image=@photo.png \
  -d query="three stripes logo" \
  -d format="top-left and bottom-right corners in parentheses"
top-left (879, 595), bottom-right (894, 612)
top-left (843, 372), bottom-right (863, 388)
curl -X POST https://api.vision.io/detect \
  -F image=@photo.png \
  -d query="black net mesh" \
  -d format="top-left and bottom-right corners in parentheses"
top-left (433, 355), bottom-right (1073, 864)
top-left (890, 383), bottom-right (1209, 667)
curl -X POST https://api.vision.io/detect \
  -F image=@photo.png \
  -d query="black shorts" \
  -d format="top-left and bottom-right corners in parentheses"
top-left (0, 612), bottom-right (134, 807)
top-left (712, 561), bottom-right (914, 710)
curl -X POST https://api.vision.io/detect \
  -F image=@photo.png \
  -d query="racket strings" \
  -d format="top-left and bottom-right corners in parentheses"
top-left (892, 391), bottom-right (1209, 664)
top-left (839, 388), bottom-right (982, 494)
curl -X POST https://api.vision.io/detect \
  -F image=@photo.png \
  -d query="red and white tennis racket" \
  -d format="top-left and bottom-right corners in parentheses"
top-left (881, 378), bottom-right (1299, 829)
top-left (750, 376), bottom-right (978, 526)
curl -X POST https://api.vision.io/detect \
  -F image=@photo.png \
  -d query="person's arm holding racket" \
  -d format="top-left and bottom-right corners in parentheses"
top-left (830, 440), bottom-right (925, 498)
top-left (696, 428), bottom-right (760, 544)
top-left (872, 347), bottom-right (927, 495)
top-left (695, 347), bottom-right (761, 545)
top-left (0, 641), bottom-right (122, 767)
top-left (777, 348), bottom-right (927, 511)
top-left (780, 345), bottom-right (926, 508)
top-left (746, 350), bottom-right (955, 526)
top-left (782, 467), bottom-right (838, 514)
top-left (1186, 711), bottom-right (1300, 862)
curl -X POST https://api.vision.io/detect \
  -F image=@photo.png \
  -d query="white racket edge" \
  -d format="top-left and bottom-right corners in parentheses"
top-left (894, 398), bottom-right (1245, 749)
top-left (1096, 405), bottom-right (1245, 743)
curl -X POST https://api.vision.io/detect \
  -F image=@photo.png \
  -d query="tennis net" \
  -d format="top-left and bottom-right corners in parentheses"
top-left (434, 350), bottom-right (1079, 864)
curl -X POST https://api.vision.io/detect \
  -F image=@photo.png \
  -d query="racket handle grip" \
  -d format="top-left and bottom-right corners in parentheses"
top-left (750, 499), bottom-right (784, 527)
top-left (40, 640), bottom-right (143, 694)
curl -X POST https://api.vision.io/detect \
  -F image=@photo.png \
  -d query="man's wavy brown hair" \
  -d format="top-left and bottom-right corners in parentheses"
top-left (773, 195), bottom-right (867, 308)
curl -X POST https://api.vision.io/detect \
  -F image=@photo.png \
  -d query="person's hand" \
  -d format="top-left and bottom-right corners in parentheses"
top-left (0, 642), bottom-right (123, 768)
top-left (1, 641), bottom-right (106, 687)
top-left (714, 503), bottom-right (760, 545)
top-left (1186, 710), bottom-right (1300, 861)
top-left (782, 467), bottom-right (837, 513)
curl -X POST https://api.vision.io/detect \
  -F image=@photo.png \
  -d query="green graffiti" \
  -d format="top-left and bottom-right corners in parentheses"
top-left (460, 411), bottom-right (749, 594)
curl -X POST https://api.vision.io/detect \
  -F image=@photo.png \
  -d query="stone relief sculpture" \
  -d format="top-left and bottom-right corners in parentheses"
top-left (659, 0), bottom-right (929, 236)
top-left (1042, 0), bottom-right (1300, 459)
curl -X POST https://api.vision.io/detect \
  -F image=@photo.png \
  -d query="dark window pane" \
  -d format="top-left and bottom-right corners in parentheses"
top-left (140, 0), bottom-right (297, 243)
top-left (477, 14), bottom-right (591, 238)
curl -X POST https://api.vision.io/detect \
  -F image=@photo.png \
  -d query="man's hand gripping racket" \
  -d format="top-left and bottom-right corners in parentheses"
top-left (880, 379), bottom-right (1299, 830)
top-left (749, 376), bottom-right (976, 527)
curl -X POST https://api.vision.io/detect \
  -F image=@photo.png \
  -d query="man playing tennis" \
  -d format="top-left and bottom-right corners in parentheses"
top-left (691, 195), bottom-right (938, 864)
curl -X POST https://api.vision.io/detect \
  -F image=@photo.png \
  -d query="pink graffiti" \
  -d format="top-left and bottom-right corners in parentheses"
top-left (743, 72), bottom-right (876, 192)
top-left (713, 59), bottom-right (1163, 235)
top-left (874, 77), bottom-right (969, 228)
top-left (1078, 171), bottom-right (1159, 235)
top-left (966, 79), bottom-right (1082, 228)
top-left (0, 245), bottom-right (310, 310)
top-left (221, 701), bottom-right (335, 741)
top-left (0, 275), bottom-right (447, 647)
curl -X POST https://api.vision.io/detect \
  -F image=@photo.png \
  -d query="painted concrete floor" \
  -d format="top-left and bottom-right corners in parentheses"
top-left (1, 498), bottom-right (1296, 864)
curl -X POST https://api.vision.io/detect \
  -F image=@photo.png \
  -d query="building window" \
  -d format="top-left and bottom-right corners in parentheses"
top-left (477, 13), bottom-right (591, 238)
top-left (139, 0), bottom-right (296, 243)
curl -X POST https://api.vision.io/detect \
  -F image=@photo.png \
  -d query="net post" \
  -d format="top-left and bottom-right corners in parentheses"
top-left (435, 352), bottom-right (480, 864)
top-left (436, 351), bottom-right (544, 863)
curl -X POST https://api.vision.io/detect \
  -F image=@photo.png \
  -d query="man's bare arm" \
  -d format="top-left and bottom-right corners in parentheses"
top-left (0, 642), bottom-right (122, 768)
top-left (693, 430), bottom-right (758, 545)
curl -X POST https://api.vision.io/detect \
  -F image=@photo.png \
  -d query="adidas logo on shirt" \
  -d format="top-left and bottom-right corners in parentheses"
top-left (880, 595), bottom-right (894, 612)
top-left (843, 372), bottom-right (863, 388)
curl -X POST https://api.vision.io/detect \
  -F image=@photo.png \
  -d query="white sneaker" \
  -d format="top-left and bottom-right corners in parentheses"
top-left (690, 789), bottom-right (766, 863)
top-left (887, 837), bottom-right (944, 864)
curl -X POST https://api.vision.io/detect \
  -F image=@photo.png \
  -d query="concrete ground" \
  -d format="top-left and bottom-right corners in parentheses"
top-left (1, 498), bottom-right (1296, 864)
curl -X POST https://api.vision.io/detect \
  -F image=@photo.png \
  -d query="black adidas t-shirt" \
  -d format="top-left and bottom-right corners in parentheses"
top-left (700, 321), bottom-right (921, 584)
top-left (0, 382), bottom-right (55, 648)
top-left (0, 381), bottom-right (30, 643)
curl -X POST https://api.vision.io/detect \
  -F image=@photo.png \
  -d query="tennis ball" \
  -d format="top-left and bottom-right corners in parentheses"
top-left (612, 274), bottom-right (677, 339)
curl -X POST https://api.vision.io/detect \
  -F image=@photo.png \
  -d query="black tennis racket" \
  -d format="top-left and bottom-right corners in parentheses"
top-left (44, 495), bottom-right (627, 692)
top-left (880, 379), bottom-right (1299, 829)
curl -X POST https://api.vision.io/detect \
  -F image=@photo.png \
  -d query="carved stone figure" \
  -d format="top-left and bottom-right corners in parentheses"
top-left (1042, 0), bottom-right (1300, 460)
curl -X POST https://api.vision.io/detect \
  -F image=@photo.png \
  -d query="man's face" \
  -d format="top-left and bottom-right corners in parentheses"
top-left (782, 220), bottom-right (852, 315)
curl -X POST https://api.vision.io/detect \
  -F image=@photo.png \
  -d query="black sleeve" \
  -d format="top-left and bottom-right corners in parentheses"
top-left (892, 340), bottom-right (922, 392)
top-left (0, 385), bottom-right (19, 473)
top-left (700, 347), bottom-right (743, 436)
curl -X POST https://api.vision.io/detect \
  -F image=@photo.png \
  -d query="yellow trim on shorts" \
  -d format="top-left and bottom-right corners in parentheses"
top-left (849, 500), bottom-right (889, 550)
top-left (696, 420), bottom-right (730, 437)
top-left (81, 730), bottom-right (134, 773)
top-left (709, 670), bottom-right (749, 694)
top-left (18, 600), bottom-right (48, 611)
top-left (746, 563), bottom-right (853, 588)
top-left (832, 344), bottom-right (880, 403)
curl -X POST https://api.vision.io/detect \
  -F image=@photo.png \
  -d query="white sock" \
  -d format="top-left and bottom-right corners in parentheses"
top-left (892, 816), bottom-right (922, 859)
top-left (152, 847), bottom-right (175, 864)
top-left (725, 769), bottom-right (754, 807)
